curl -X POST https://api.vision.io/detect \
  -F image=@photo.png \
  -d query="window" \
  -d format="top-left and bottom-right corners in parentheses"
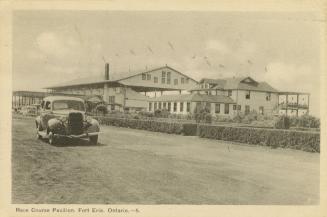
top-left (180, 102), bottom-right (184, 112)
top-left (173, 102), bottom-right (177, 112)
top-left (181, 77), bottom-right (185, 84)
top-left (53, 100), bottom-right (85, 111)
top-left (154, 102), bottom-right (157, 110)
top-left (245, 91), bottom-right (251, 99)
top-left (228, 90), bottom-right (232, 97)
top-left (185, 78), bottom-right (189, 84)
top-left (109, 96), bottom-right (115, 104)
top-left (245, 105), bottom-right (250, 115)
top-left (142, 73), bottom-right (146, 80)
top-left (167, 78), bottom-right (171, 84)
top-left (168, 102), bottom-right (171, 111)
top-left (149, 102), bottom-right (152, 111)
top-left (215, 103), bottom-right (220, 114)
top-left (238, 105), bottom-right (241, 110)
top-left (163, 102), bottom-right (166, 109)
top-left (266, 93), bottom-right (271, 101)
top-left (259, 106), bottom-right (264, 115)
top-left (195, 102), bottom-right (202, 113)
top-left (45, 101), bottom-right (51, 110)
top-left (174, 79), bottom-right (178, 85)
top-left (233, 105), bottom-right (237, 110)
top-left (161, 71), bottom-right (166, 84)
top-left (167, 71), bottom-right (171, 80)
top-left (186, 102), bottom-right (190, 112)
top-left (158, 102), bottom-right (162, 110)
top-left (111, 104), bottom-right (115, 110)
top-left (154, 76), bottom-right (158, 83)
top-left (224, 104), bottom-right (229, 114)
top-left (147, 74), bottom-right (151, 80)
top-left (205, 102), bottom-right (211, 112)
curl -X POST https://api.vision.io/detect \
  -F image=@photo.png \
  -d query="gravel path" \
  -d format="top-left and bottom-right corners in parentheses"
top-left (12, 116), bottom-right (319, 204)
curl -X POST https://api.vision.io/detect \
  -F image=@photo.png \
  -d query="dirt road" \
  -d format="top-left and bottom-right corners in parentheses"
top-left (12, 116), bottom-right (319, 204)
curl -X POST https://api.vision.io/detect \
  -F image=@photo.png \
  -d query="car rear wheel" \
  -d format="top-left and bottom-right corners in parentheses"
top-left (89, 135), bottom-right (98, 145)
top-left (36, 124), bottom-right (42, 139)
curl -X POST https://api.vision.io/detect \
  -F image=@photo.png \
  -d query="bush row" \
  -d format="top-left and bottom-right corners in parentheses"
top-left (198, 125), bottom-right (320, 153)
top-left (94, 117), bottom-right (183, 134)
top-left (94, 116), bottom-right (320, 153)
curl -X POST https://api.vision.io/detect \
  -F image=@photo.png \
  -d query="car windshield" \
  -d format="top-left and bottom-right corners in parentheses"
top-left (53, 100), bottom-right (85, 111)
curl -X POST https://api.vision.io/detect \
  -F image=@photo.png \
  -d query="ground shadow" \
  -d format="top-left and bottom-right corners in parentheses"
top-left (40, 137), bottom-right (106, 147)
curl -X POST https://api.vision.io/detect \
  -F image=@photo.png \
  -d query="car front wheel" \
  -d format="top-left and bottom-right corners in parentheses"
top-left (48, 131), bottom-right (56, 145)
top-left (89, 135), bottom-right (98, 145)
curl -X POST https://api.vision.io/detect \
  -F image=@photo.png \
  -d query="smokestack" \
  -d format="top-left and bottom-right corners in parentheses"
top-left (105, 63), bottom-right (109, 80)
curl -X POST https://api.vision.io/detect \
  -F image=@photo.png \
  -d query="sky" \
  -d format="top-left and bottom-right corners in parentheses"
top-left (13, 11), bottom-right (322, 117)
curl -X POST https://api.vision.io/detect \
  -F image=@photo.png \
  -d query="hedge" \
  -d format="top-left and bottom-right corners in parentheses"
top-left (198, 125), bottom-right (320, 153)
top-left (94, 116), bottom-right (320, 153)
top-left (94, 117), bottom-right (183, 134)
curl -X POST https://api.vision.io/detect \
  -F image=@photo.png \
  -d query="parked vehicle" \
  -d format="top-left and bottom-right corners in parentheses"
top-left (35, 96), bottom-right (100, 145)
top-left (20, 105), bottom-right (37, 115)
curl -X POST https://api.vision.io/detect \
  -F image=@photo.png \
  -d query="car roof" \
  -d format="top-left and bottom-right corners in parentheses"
top-left (43, 95), bottom-right (84, 102)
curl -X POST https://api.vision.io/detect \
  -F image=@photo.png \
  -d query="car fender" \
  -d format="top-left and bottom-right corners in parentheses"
top-left (35, 116), bottom-right (41, 126)
top-left (47, 118), bottom-right (64, 134)
top-left (86, 118), bottom-right (100, 133)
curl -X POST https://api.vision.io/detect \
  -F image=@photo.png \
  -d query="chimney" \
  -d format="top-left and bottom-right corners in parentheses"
top-left (105, 63), bottom-right (109, 80)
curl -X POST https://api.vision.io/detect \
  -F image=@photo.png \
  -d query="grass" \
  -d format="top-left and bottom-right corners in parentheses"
top-left (12, 116), bottom-right (319, 204)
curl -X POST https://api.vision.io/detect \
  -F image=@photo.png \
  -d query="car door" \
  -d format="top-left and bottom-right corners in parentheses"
top-left (40, 100), bottom-right (55, 130)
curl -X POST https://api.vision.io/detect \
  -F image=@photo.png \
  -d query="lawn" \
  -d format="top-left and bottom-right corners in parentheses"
top-left (12, 116), bottom-right (319, 204)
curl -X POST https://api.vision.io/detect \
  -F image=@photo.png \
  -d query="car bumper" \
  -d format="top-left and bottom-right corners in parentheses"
top-left (55, 132), bottom-right (100, 139)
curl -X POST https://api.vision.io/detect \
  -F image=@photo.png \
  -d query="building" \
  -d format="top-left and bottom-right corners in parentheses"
top-left (12, 91), bottom-right (85, 109)
top-left (189, 76), bottom-right (309, 117)
top-left (45, 64), bottom-right (198, 112)
top-left (44, 64), bottom-right (310, 117)
top-left (148, 93), bottom-right (237, 117)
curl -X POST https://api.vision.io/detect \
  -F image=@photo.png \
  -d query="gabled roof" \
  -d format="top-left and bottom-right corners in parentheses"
top-left (116, 65), bottom-right (198, 83)
top-left (149, 93), bottom-right (235, 104)
top-left (199, 76), bottom-right (278, 93)
top-left (45, 65), bottom-right (198, 89)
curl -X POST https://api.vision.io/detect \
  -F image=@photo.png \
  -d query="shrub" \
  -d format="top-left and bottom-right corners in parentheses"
top-left (198, 124), bottom-right (320, 152)
top-left (290, 115), bottom-right (320, 128)
top-left (274, 116), bottom-right (290, 129)
top-left (182, 123), bottom-right (198, 136)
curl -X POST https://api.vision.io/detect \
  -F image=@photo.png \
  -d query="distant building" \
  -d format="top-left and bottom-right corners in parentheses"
top-left (187, 77), bottom-right (309, 117)
top-left (45, 64), bottom-right (198, 112)
top-left (43, 63), bottom-right (310, 117)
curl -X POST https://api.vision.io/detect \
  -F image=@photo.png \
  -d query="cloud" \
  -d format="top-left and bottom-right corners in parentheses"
top-left (205, 39), bottom-right (230, 54)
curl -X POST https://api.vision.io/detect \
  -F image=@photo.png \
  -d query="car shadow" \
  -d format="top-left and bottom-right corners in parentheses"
top-left (46, 138), bottom-right (106, 147)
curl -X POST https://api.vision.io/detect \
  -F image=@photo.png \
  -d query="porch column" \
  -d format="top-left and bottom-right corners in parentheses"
top-left (296, 94), bottom-right (299, 117)
top-left (307, 94), bottom-right (310, 114)
top-left (286, 94), bottom-right (288, 116)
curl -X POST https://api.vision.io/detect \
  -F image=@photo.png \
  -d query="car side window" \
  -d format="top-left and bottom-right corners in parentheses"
top-left (45, 101), bottom-right (51, 110)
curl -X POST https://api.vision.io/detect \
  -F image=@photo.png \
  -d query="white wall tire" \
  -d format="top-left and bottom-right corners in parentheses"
top-left (48, 132), bottom-right (56, 145)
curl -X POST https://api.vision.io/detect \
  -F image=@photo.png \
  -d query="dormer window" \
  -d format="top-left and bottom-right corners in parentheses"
top-left (142, 73), bottom-right (146, 80)
top-left (266, 93), bottom-right (271, 101)
top-left (245, 91), bottom-right (251, 99)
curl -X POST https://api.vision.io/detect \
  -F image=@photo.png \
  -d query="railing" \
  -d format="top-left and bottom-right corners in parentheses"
top-left (278, 102), bottom-right (309, 109)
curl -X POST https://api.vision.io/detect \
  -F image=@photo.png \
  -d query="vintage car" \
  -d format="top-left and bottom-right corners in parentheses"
top-left (35, 96), bottom-right (100, 145)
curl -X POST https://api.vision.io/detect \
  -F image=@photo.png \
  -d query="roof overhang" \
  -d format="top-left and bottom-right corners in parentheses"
top-left (278, 91), bottom-right (310, 95)
top-left (45, 81), bottom-right (120, 89)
